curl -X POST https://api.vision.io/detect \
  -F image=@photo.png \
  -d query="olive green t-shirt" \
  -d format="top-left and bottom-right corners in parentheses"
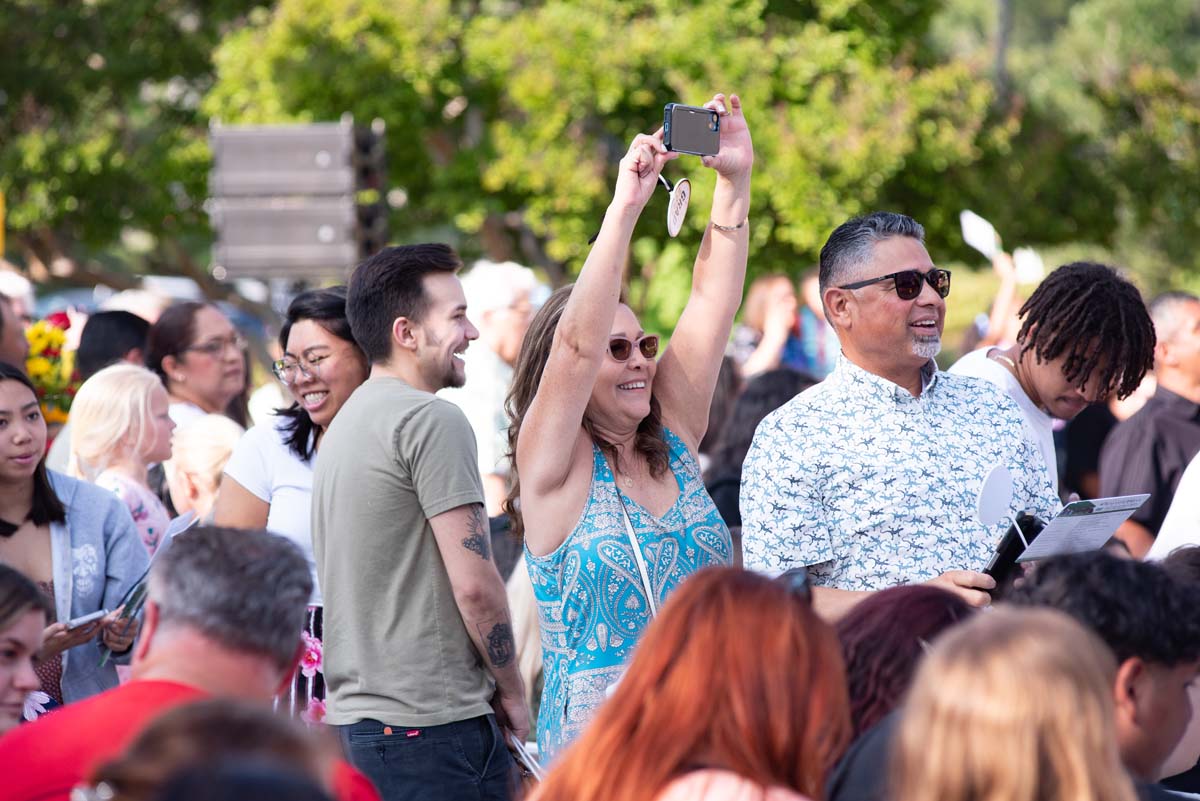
top-left (311, 377), bottom-right (492, 727)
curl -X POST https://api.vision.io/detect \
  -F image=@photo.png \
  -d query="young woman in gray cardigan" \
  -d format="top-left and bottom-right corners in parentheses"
top-left (0, 363), bottom-right (147, 716)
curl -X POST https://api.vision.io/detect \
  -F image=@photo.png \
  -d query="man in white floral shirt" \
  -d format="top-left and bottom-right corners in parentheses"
top-left (740, 212), bottom-right (1060, 620)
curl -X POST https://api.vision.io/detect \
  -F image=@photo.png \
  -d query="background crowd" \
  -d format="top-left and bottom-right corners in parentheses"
top-left (2, 15), bottom-right (1200, 800)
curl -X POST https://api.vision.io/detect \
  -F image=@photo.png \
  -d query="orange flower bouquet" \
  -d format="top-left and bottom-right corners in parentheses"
top-left (25, 312), bottom-right (79, 443)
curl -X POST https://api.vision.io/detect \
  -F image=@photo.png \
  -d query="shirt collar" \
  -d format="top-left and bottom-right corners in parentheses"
top-left (1153, 386), bottom-right (1200, 420)
top-left (834, 352), bottom-right (940, 404)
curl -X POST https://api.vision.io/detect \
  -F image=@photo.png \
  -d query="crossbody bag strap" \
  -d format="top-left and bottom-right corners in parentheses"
top-left (617, 495), bottom-right (658, 618)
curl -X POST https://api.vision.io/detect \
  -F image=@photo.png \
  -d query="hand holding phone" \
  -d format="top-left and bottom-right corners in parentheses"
top-left (664, 103), bottom-right (721, 156)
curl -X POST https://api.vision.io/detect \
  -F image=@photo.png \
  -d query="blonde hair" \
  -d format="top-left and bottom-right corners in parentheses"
top-left (892, 607), bottom-right (1137, 801)
top-left (69, 364), bottom-right (164, 481)
top-left (164, 414), bottom-right (243, 495)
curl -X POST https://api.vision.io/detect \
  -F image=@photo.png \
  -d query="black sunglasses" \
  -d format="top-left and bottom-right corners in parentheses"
top-left (775, 567), bottom-right (812, 603)
top-left (838, 268), bottom-right (952, 301)
top-left (609, 335), bottom-right (659, 362)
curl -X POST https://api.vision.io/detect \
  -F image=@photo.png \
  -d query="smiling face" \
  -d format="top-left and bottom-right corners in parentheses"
top-left (412, 272), bottom-right (479, 392)
top-left (585, 304), bottom-right (657, 430)
top-left (0, 608), bottom-right (44, 733)
top-left (0, 379), bottom-right (46, 483)
top-left (141, 385), bottom-right (176, 464)
top-left (828, 236), bottom-right (946, 377)
top-left (283, 319), bottom-right (370, 429)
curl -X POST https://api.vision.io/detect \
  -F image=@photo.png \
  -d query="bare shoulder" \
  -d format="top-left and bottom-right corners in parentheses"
top-left (520, 428), bottom-right (596, 558)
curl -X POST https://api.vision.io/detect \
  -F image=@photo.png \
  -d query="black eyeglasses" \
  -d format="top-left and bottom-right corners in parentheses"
top-left (608, 335), bottom-right (659, 362)
top-left (838, 268), bottom-right (952, 301)
top-left (775, 566), bottom-right (811, 603)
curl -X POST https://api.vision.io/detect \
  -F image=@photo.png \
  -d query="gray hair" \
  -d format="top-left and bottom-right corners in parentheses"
top-left (819, 212), bottom-right (926, 292)
top-left (148, 526), bottom-right (313, 670)
top-left (1149, 291), bottom-right (1200, 343)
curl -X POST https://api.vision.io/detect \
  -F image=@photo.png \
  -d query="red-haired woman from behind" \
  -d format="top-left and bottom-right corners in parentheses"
top-left (532, 566), bottom-right (851, 801)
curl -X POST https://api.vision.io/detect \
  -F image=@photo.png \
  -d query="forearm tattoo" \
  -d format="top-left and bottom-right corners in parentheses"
top-left (479, 621), bottom-right (516, 668)
top-left (462, 504), bottom-right (492, 560)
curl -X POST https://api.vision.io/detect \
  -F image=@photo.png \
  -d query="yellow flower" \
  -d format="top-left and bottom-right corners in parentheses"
top-left (26, 357), bottom-right (52, 379)
top-left (42, 406), bottom-right (69, 425)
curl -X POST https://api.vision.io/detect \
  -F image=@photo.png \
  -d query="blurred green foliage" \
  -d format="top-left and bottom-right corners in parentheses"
top-left (3, 0), bottom-right (1198, 334)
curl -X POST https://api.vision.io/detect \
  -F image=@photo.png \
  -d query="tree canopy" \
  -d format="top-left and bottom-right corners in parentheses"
top-left (3, 0), bottom-right (1198, 330)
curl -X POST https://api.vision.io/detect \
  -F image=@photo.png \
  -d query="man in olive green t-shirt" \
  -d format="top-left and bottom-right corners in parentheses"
top-left (312, 244), bottom-right (528, 801)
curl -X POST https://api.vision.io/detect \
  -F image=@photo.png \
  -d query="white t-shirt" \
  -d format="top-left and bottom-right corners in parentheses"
top-left (1147, 452), bottom-right (1200, 561)
top-left (222, 414), bottom-right (321, 604)
top-left (949, 347), bottom-right (1058, 492)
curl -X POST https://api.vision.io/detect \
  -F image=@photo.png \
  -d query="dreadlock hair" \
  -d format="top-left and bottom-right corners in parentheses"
top-left (1015, 262), bottom-right (1155, 400)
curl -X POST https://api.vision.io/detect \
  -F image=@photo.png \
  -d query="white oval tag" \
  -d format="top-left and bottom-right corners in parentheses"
top-left (666, 178), bottom-right (690, 238)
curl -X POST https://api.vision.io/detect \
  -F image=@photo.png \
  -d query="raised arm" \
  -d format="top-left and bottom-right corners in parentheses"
top-left (655, 93), bottom-right (754, 450)
top-left (516, 133), bottom-right (677, 497)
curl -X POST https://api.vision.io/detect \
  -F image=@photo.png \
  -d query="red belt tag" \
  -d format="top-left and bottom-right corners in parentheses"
top-left (406, 729), bottom-right (421, 738)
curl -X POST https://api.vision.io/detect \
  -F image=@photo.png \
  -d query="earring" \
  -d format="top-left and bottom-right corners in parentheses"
top-left (175, 374), bottom-right (186, 382)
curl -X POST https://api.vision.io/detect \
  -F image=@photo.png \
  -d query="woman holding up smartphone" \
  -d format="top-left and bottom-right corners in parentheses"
top-left (0, 362), bottom-right (146, 719)
top-left (505, 93), bottom-right (753, 760)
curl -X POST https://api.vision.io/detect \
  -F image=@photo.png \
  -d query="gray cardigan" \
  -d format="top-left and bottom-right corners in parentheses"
top-left (47, 470), bottom-right (149, 703)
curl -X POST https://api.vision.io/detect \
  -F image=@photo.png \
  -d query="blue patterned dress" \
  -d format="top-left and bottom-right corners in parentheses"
top-left (525, 427), bottom-right (732, 761)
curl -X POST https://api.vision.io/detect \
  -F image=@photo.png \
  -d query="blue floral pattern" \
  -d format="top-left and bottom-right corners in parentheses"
top-left (740, 355), bottom-right (1060, 588)
top-left (526, 427), bottom-right (731, 761)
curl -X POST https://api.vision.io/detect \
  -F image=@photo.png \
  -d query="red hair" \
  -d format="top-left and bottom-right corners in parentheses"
top-left (534, 567), bottom-right (851, 801)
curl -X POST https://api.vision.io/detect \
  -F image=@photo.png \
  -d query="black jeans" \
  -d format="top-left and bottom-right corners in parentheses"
top-left (338, 714), bottom-right (515, 801)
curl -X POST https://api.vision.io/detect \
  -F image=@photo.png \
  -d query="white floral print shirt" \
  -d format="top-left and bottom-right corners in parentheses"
top-left (740, 355), bottom-right (1060, 589)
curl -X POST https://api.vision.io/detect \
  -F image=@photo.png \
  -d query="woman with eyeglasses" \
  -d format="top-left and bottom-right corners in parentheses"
top-left (212, 286), bottom-right (368, 721)
top-left (145, 302), bottom-right (248, 428)
top-left (505, 93), bottom-right (752, 760)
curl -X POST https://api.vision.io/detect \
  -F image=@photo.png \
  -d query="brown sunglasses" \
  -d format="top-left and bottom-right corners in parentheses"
top-left (608, 335), bottom-right (659, 362)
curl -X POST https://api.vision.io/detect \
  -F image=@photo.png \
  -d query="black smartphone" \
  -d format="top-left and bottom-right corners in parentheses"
top-left (663, 103), bottom-right (720, 156)
top-left (984, 512), bottom-right (1047, 599)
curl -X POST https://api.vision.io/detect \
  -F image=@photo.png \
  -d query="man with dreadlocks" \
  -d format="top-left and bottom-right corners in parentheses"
top-left (950, 262), bottom-right (1155, 493)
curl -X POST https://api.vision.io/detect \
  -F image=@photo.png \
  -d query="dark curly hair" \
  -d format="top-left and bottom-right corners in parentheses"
top-left (1007, 551), bottom-right (1200, 666)
top-left (1015, 262), bottom-right (1155, 400)
top-left (835, 585), bottom-right (972, 737)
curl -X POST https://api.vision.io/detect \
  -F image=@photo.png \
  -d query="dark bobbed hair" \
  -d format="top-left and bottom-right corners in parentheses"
top-left (0, 563), bottom-right (51, 631)
top-left (503, 285), bottom-right (670, 540)
top-left (819, 212), bottom-right (925, 293)
top-left (77, 311), bottom-right (151, 381)
top-left (534, 567), bottom-right (851, 801)
top-left (836, 585), bottom-right (972, 738)
top-left (90, 699), bottom-right (328, 801)
top-left (1016, 262), bottom-right (1154, 400)
top-left (1007, 551), bottom-right (1200, 667)
top-left (145, 301), bottom-right (209, 384)
top-left (0, 362), bottom-right (66, 536)
top-left (273, 286), bottom-right (365, 461)
top-left (704, 368), bottom-right (817, 485)
top-left (346, 244), bottom-right (462, 364)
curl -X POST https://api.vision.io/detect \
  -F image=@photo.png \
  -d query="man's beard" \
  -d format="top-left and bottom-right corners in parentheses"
top-left (912, 335), bottom-right (942, 360)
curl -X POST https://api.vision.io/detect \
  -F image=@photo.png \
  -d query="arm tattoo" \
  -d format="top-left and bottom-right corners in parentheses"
top-left (479, 621), bottom-right (516, 668)
top-left (462, 504), bottom-right (492, 560)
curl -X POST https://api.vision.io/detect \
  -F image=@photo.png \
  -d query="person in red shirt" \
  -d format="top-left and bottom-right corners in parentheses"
top-left (0, 525), bottom-right (379, 801)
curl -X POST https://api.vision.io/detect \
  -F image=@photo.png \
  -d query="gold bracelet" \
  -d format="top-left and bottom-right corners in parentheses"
top-left (711, 218), bottom-right (747, 232)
